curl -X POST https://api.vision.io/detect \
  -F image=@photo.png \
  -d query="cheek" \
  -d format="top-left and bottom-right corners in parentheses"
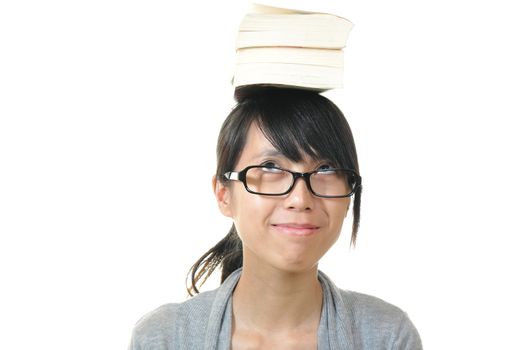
top-left (229, 188), bottom-right (272, 235)
top-left (327, 201), bottom-right (351, 230)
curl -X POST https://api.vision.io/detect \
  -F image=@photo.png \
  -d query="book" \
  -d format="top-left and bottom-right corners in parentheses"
top-left (236, 13), bottom-right (353, 50)
top-left (236, 47), bottom-right (344, 68)
top-left (232, 4), bottom-right (353, 92)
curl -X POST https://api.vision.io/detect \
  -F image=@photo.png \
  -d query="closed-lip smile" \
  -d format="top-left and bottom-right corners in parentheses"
top-left (271, 223), bottom-right (320, 236)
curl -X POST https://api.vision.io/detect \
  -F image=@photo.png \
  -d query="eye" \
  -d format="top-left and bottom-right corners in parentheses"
top-left (317, 164), bottom-right (336, 174)
top-left (318, 163), bottom-right (336, 170)
top-left (260, 161), bottom-right (284, 173)
top-left (261, 161), bottom-right (278, 168)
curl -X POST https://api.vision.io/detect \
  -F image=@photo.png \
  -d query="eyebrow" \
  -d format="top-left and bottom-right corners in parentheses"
top-left (252, 149), bottom-right (285, 160)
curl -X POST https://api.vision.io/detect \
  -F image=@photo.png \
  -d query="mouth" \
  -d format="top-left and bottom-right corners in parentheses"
top-left (271, 223), bottom-right (320, 237)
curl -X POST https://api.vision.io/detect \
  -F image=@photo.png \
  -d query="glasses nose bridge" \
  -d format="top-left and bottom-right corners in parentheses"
top-left (289, 170), bottom-right (314, 193)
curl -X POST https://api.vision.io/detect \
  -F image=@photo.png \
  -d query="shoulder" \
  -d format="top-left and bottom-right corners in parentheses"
top-left (129, 269), bottom-right (243, 349)
top-left (339, 289), bottom-right (423, 349)
top-left (340, 289), bottom-right (406, 324)
top-left (340, 289), bottom-right (405, 322)
top-left (129, 290), bottom-right (217, 350)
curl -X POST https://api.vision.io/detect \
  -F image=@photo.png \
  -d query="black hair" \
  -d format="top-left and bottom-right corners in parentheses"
top-left (186, 86), bottom-right (361, 295)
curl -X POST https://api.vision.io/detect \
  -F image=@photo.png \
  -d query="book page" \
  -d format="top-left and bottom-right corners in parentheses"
top-left (250, 0), bottom-right (351, 19)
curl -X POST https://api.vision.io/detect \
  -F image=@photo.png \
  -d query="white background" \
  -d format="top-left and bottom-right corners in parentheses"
top-left (1, 0), bottom-right (524, 349)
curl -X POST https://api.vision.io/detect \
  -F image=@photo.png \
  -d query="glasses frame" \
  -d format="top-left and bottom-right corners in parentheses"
top-left (223, 165), bottom-right (362, 198)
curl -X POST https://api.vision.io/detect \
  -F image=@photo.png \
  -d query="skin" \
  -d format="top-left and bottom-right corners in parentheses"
top-left (213, 123), bottom-right (351, 349)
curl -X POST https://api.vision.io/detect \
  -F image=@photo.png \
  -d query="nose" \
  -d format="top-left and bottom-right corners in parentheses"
top-left (283, 176), bottom-right (315, 211)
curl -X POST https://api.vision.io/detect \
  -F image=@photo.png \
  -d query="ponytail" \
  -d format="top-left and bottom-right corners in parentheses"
top-left (186, 224), bottom-right (243, 296)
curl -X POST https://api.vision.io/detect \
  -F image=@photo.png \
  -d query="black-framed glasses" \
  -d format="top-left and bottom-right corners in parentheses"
top-left (224, 165), bottom-right (361, 198)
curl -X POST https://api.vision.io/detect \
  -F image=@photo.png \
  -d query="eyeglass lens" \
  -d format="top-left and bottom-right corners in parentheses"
top-left (245, 167), bottom-right (354, 196)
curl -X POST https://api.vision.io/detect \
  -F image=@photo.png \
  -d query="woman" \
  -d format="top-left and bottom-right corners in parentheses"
top-left (129, 87), bottom-right (422, 349)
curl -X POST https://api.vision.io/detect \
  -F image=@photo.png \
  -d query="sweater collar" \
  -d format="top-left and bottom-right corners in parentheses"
top-left (204, 268), bottom-right (357, 350)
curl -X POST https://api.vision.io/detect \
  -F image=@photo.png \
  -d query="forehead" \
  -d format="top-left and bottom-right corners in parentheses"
top-left (235, 123), bottom-right (317, 168)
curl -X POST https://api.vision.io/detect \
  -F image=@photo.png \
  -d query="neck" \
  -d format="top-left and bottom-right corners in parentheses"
top-left (232, 263), bottom-right (323, 333)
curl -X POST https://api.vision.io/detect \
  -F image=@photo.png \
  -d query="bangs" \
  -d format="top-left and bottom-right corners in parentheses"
top-left (249, 88), bottom-right (358, 170)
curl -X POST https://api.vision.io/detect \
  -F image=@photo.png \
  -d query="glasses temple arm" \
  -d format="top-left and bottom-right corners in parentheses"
top-left (224, 171), bottom-right (240, 181)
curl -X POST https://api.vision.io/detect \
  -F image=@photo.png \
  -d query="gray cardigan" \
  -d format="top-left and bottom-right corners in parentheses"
top-left (129, 269), bottom-right (422, 349)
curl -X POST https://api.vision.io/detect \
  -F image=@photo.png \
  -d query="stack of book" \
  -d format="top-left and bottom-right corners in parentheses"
top-left (232, 4), bottom-right (354, 91)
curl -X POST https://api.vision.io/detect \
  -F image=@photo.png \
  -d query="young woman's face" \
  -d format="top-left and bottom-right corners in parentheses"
top-left (215, 123), bottom-right (351, 274)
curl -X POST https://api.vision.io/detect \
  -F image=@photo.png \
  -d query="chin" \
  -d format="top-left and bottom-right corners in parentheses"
top-left (271, 258), bottom-right (320, 275)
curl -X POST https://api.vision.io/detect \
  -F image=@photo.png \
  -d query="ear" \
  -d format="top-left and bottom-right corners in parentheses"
top-left (212, 175), bottom-right (233, 218)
